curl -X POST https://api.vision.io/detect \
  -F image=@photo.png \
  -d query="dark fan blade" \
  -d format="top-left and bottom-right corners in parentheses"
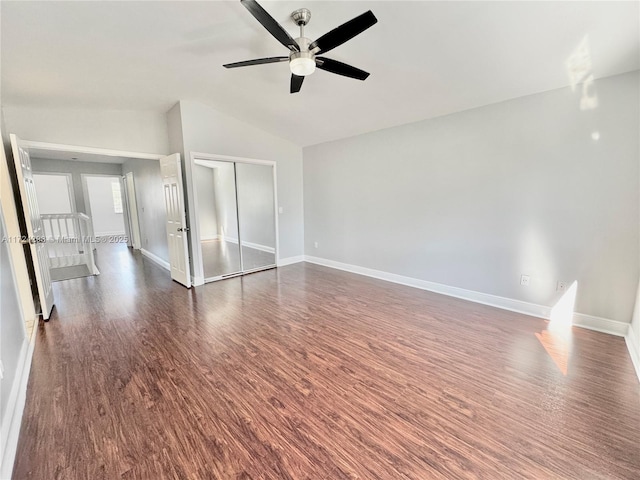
top-left (240, 0), bottom-right (299, 52)
top-left (316, 57), bottom-right (370, 80)
top-left (224, 56), bottom-right (288, 68)
top-left (290, 74), bottom-right (304, 94)
top-left (309, 10), bottom-right (377, 54)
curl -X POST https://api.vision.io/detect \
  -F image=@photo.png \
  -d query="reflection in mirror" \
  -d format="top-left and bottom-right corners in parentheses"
top-left (235, 163), bottom-right (276, 271)
top-left (194, 160), bottom-right (242, 278)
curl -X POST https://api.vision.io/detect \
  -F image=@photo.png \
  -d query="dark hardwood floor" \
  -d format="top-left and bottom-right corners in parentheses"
top-left (12, 243), bottom-right (640, 479)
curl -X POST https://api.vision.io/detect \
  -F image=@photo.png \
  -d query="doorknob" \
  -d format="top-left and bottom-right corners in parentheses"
top-left (177, 227), bottom-right (190, 232)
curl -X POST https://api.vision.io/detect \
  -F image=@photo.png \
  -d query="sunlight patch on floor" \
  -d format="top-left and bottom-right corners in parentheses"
top-left (536, 281), bottom-right (577, 375)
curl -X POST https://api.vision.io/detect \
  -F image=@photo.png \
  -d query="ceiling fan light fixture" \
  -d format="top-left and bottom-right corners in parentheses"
top-left (290, 52), bottom-right (316, 76)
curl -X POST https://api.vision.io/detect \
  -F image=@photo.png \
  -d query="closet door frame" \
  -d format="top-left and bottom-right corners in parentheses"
top-left (190, 152), bottom-right (279, 284)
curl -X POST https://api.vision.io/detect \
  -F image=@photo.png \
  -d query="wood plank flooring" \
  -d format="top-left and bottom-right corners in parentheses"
top-left (12, 243), bottom-right (640, 479)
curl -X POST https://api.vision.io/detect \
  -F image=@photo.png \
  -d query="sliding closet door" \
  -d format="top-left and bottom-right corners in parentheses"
top-left (235, 163), bottom-right (276, 271)
top-left (199, 161), bottom-right (242, 279)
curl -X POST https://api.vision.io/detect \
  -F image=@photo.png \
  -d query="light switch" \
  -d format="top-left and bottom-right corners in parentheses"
top-left (278, 207), bottom-right (283, 214)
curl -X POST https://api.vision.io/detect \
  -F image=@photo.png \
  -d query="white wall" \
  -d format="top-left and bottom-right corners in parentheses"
top-left (193, 165), bottom-right (218, 240)
top-left (122, 159), bottom-right (168, 262)
top-left (0, 207), bottom-right (28, 475)
top-left (168, 100), bottom-right (304, 283)
top-left (32, 174), bottom-right (73, 214)
top-left (1, 106), bottom-right (169, 154)
top-left (84, 176), bottom-right (126, 236)
top-left (304, 71), bottom-right (639, 325)
top-left (30, 158), bottom-right (122, 214)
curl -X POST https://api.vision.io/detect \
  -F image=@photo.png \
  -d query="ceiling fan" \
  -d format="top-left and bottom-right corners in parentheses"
top-left (224, 0), bottom-right (378, 93)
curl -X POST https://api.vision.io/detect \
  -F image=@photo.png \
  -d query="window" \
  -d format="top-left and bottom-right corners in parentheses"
top-left (111, 180), bottom-right (123, 214)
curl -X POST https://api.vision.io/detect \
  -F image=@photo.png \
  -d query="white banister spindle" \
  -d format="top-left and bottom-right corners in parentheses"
top-left (40, 213), bottom-right (98, 276)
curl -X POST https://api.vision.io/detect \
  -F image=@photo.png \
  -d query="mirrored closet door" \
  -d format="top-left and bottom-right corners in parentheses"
top-left (194, 158), bottom-right (277, 282)
top-left (236, 162), bottom-right (276, 272)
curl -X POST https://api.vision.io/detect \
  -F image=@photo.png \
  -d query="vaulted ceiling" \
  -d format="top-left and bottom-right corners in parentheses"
top-left (2, 1), bottom-right (638, 146)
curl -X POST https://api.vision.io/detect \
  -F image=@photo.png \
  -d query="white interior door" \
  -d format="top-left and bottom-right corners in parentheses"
top-left (160, 153), bottom-right (191, 287)
top-left (10, 133), bottom-right (55, 319)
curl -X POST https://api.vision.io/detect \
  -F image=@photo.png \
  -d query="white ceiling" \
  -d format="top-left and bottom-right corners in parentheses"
top-left (2, 1), bottom-right (638, 147)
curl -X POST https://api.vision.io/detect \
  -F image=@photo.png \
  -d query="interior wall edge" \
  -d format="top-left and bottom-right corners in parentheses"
top-left (624, 334), bottom-right (640, 382)
top-left (277, 255), bottom-right (305, 267)
top-left (303, 255), bottom-right (631, 337)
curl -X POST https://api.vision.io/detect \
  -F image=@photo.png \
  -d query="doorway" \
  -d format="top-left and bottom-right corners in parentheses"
top-left (192, 155), bottom-right (278, 282)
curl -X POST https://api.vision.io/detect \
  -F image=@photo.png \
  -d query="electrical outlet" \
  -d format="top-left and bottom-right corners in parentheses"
top-left (557, 281), bottom-right (567, 292)
top-left (278, 206), bottom-right (283, 214)
top-left (314, 241), bottom-right (319, 249)
top-left (520, 275), bottom-right (530, 286)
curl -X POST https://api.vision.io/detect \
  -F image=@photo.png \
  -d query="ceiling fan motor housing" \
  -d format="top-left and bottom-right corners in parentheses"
top-left (291, 8), bottom-right (311, 26)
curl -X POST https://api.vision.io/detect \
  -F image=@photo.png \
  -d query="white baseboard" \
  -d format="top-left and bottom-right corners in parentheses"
top-left (572, 312), bottom-right (630, 337)
top-left (0, 326), bottom-right (37, 479)
top-left (303, 255), bottom-right (630, 338)
top-left (242, 240), bottom-right (275, 254)
top-left (624, 333), bottom-right (640, 382)
top-left (201, 235), bottom-right (220, 242)
top-left (277, 255), bottom-right (305, 267)
top-left (140, 248), bottom-right (170, 271)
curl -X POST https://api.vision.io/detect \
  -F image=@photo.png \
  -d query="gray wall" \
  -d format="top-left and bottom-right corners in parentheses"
top-left (122, 159), bottom-right (168, 262)
top-left (30, 158), bottom-right (122, 214)
top-left (303, 71), bottom-right (639, 324)
top-left (193, 165), bottom-right (218, 240)
top-left (0, 207), bottom-right (27, 439)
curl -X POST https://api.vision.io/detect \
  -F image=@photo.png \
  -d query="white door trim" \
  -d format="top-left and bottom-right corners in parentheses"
top-left (20, 140), bottom-right (164, 161)
top-left (0, 138), bottom-right (37, 325)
